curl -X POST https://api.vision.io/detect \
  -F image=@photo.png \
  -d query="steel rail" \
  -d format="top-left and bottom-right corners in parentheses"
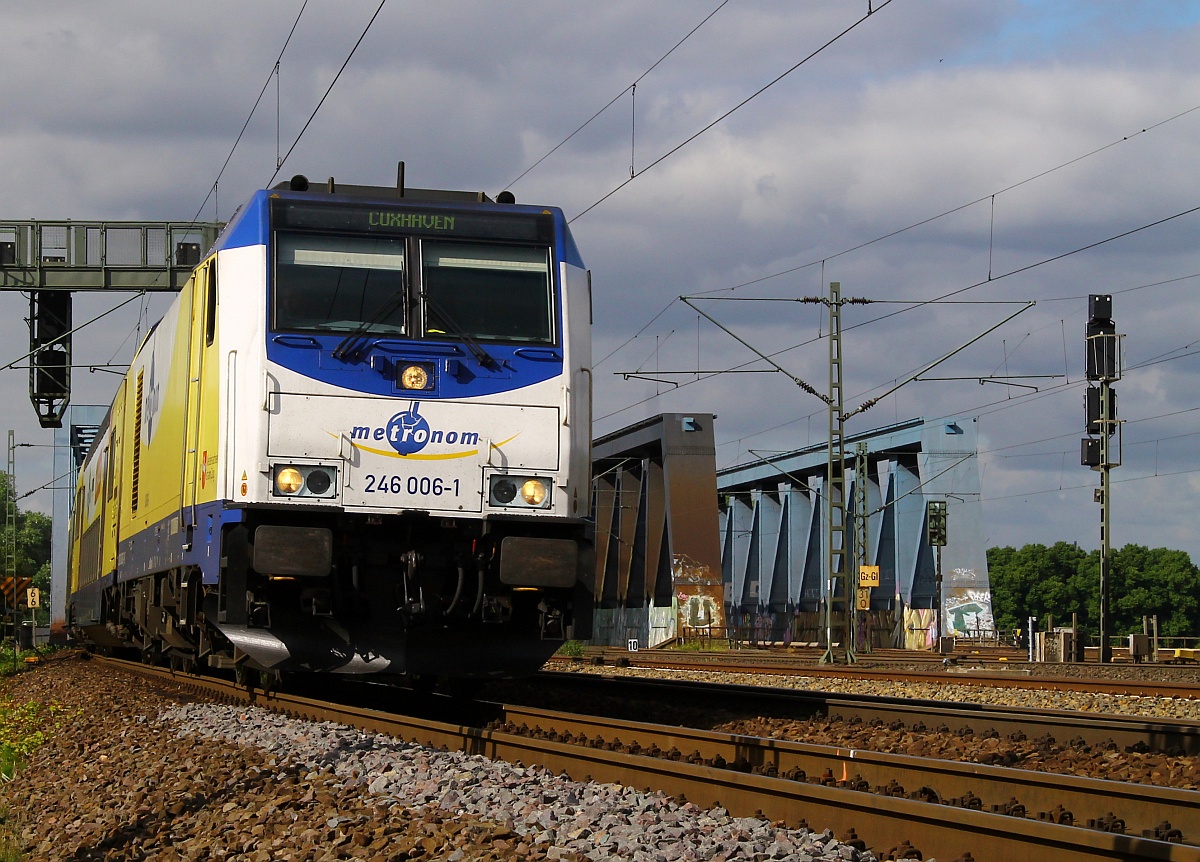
top-left (538, 671), bottom-right (1200, 754)
top-left (497, 701), bottom-right (1200, 844)
top-left (98, 657), bottom-right (1200, 862)
top-left (559, 648), bottom-right (1200, 699)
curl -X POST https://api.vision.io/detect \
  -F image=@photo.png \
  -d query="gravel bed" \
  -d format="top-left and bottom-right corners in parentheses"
top-left (0, 659), bottom-right (874, 862)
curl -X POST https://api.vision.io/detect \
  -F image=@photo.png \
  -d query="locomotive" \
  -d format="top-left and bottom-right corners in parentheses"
top-left (68, 171), bottom-right (594, 683)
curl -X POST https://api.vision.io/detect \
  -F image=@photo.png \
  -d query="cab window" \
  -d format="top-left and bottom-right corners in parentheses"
top-left (422, 242), bottom-right (553, 343)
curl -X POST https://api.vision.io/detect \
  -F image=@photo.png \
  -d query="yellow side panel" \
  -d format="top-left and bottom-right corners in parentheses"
top-left (120, 279), bottom-right (194, 537)
top-left (103, 382), bottom-right (125, 574)
top-left (67, 487), bottom-right (84, 596)
top-left (185, 260), bottom-right (222, 508)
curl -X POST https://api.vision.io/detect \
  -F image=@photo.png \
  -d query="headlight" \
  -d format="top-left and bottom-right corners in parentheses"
top-left (272, 464), bottom-right (338, 498)
top-left (398, 363), bottom-right (431, 390)
top-left (520, 479), bottom-right (547, 506)
top-left (489, 475), bottom-right (551, 509)
top-left (275, 467), bottom-right (304, 494)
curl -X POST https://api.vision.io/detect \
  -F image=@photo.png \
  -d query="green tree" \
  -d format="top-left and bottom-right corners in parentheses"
top-left (987, 542), bottom-right (1090, 633)
top-left (1109, 545), bottom-right (1199, 637)
top-left (0, 472), bottom-right (54, 624)
top-left (988, 542), bottom-right (1200, 640)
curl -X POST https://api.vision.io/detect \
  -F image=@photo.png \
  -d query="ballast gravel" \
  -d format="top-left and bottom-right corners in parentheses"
top-left (162, 701), bottom-right (869, 862)
top-left (1, 660), bottom-right (874, 862)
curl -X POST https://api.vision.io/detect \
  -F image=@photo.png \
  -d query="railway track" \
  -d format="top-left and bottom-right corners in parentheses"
top-left (532, 670), bottom-right (1200, 754)
top-left (558, 647), bottom-right (1200, 699)
top-left (100, 657), bottom-right (1200, 861)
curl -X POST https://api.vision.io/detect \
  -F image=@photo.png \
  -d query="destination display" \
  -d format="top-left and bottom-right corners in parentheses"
top-left (272, 199), bottom-right (553, 243)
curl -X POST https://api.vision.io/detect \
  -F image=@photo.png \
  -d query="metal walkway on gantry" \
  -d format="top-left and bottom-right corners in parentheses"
top-left (0, 219), bottom-right (222, 427)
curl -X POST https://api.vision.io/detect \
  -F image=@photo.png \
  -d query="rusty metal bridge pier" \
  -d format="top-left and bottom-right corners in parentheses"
top-left (589, 413), bottom-right (723, 649)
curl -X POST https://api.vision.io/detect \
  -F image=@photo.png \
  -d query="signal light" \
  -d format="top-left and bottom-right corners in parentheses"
top-left (1085, 387), bottom-right (1116, 436)
top-left (1085, 294), bottom-right (1117, 380)
top-left (175, 242), bottom-right (201, 266)
top-left (926, 500), bottom-right (948, 547)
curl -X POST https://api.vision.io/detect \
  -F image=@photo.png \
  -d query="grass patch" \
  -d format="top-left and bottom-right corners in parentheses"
top-left (0, 699), bottom-right (70, 781)
top-left (556, 640), bottom-right (587, 658)
top-left (0, 694), bottom-right (72, 862)
top-left (0, 644), bottom-right (61, 680)
top-left (669, 637), bottom-right (733, 652)
top-left (0, 808), bottom-right (21, 862)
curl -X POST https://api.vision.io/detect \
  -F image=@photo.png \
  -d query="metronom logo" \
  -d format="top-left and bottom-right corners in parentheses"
top-left (349, 403), bottom-right (480, 456)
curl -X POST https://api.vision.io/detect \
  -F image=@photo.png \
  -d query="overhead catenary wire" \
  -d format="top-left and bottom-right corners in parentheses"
top-left (189, 0), bottom-right (311, 227)
top-left (570, 0), bottom-right (897, 223)
top-left (0, 292), bottom-right (147, 373)
top-left (596, 204), bottom-right (1200, 425)
top-left (598, 94), bottom-right (1200, 380)
top-left (506, 0), bottom-right (732, 191)
top-left (265, 1), bottom-right (388, 189)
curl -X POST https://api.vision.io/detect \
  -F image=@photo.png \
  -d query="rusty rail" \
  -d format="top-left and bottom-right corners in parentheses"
top-left (557, 647), bottom-right (1200, 699)
top-left (496, 701), bottom-right (1200, 845)
top-left (538, 670), bottom-right (1200, 754)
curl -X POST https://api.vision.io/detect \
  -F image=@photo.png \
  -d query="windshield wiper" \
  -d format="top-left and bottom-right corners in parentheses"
top-left (331, 289), bottom-right (407, 361)
top-left (422, 290), bottom-right (497, 369)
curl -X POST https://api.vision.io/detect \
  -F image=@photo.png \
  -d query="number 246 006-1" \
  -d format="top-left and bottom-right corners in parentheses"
top-left (364, 475), bottom-right (460, 496)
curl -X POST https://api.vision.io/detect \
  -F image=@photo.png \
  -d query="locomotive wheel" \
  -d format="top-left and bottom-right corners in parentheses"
top-left (261, 670), bottom-right (283, 694)
top-left (235, 664), bottom-right (257, 688)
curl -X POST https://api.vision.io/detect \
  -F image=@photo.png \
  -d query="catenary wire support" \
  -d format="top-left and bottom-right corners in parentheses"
top-left (630, 83), bottom-right (637, 179)
top-left (675, 290), bottom-right (1033, 662)
top-left (821, 282), bottom-right (853, 664)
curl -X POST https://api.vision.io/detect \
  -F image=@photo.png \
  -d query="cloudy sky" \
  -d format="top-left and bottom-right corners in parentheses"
top-left (2, 1), bottom-right (1198, 561)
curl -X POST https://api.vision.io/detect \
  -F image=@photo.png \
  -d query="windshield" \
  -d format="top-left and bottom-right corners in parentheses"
top-left (274, 233), bottom-right (406, 333)
top-left (422, 242), bottom-right (553, 343)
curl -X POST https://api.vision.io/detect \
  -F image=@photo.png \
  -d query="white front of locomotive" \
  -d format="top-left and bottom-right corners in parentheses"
top-left (209, 190), bottom-right (591, 675)
top-left (253, 197), bottom-right (589, 522)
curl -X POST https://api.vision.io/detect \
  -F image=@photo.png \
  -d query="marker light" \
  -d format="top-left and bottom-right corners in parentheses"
top-left (399, 364), bottom-right (429, 390)
top-left (275, 467), bottom-right (304, 494)
top-left (520, 479), bottom-right (548, 506)
top-left (271, 464), bottom-right (338, 498)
